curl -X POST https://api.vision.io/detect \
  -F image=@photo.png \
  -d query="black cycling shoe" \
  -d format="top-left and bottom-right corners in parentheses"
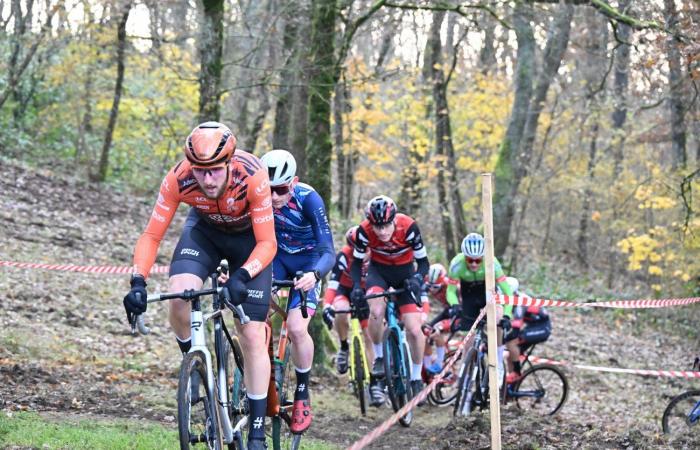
top-left (247, 438), bottom-right (268, 450)
top-left (410, 379), bottom-right (426, 406)
top-left (372, 357), bottom-right (385, 378)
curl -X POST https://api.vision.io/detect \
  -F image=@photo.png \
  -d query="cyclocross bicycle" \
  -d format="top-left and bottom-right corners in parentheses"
top-left (661, 357), bottom-right (700, 438)
top-left (328, 299), bottom-right (372, 415)
top-left (134, 261), bottom-right (248, 450)
top-left (229, 275), bottom-right (307, 450)
top-left (502, 342), bottom-right (568, 416)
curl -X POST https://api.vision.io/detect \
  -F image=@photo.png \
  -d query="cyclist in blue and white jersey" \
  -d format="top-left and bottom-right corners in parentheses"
top-left (260, 149), bottom-right (335, 434)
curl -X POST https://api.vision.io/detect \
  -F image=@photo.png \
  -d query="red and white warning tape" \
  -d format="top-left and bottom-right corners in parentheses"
top-left (0, 260), bottom-right (169, 274)
top-left (495, 294), bottom-right (700, 309)
top-left (347, 309), bottom-right (486, 450)
top-left (528, 356), bottom-right (700, 378)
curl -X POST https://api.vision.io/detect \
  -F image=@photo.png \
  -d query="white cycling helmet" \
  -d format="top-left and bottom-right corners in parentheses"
top-left (461, 233), bottom-right (485, 258)
top-left (261, 149), bottom-right (297, 186)
top-left (427, 263), bottom-right (447, 284)
top-left (505, 276), bottom-right (519, 294)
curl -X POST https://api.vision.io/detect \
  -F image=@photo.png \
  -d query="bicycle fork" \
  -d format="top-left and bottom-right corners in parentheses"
top-left (349, 320), bottom-right (370, 381)
top-left (189, 310), bottom-right (234, 444)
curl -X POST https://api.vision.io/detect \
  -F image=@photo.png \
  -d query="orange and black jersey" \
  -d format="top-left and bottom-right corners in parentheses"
top-left (132, 151), bottom-right (276, 279)
top-left (323, 245), bottom-right (370, 305)
top-left (352, 214), bottom-right (427, 266)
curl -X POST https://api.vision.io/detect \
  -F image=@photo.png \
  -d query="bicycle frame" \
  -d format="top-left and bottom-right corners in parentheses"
top-left (348, 317), bottom-right (371, 384)
top-left (385, 298), bottom-right (412, 385)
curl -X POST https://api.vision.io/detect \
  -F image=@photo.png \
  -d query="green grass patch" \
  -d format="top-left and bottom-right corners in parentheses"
top-left (0, 411), bottom-right (177, 450)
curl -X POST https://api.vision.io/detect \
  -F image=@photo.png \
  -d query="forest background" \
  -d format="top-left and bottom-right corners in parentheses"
top-left (0, 0), bottom-right (698, 303)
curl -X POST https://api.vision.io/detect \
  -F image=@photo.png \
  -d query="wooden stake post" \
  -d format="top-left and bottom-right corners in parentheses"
top-left (482, 173), bottom-right (502, 449)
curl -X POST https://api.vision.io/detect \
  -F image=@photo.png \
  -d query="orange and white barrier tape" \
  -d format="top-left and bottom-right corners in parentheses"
top-left (347, 309), bottom-right (486, 450)
top-left (528, 356), bottom-right (700, 379)
top-left (495, 294), bottom-right (700, 309)
top-left (0, 260), bottom-right (169, 274)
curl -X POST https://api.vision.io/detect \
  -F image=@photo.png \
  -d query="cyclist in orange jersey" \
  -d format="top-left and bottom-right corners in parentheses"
top-left (122, 121), bottom-right (275, 449)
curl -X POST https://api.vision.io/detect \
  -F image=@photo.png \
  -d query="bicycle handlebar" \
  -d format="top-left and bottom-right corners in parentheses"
top-left (363, 288), bottom-right (406, 300)
top-left (272, 271), bottom-right (309, 318)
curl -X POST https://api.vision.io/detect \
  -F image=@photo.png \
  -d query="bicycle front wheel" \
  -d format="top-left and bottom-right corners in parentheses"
top-left (662, 389), bottom-right (700, 440)
top-left (514, 364), bottom-right (568, 416)
top-left (383, 328), bottom-right (413, 427)
top-left (428, 350), bottom-right (460, 406)
top-left (352, 336), bottom-right (368, 416)
top-left (226, 336), bottom-right (247, 450)
top-left (178, 351), bottom-right (223, 450)
top-left (453, 347), bottom-right (478, 417)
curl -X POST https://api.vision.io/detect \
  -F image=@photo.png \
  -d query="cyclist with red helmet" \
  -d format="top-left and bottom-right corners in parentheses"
top-left (321, 226), bottom-right (373, 375)
top-left (349, 195), bottom-right (431, 407)
top-left (122, 122), bottom-right (275, 450)
top-left (422, 263), bottom-right (459, 374)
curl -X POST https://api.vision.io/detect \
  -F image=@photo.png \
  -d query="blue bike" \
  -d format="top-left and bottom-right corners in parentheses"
top-left (662, 358), bottom-right (700, 439)
top-left (365, 288), bottom-right (416, 427)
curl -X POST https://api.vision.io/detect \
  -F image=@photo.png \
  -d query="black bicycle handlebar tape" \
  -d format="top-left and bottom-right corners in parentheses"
top-left (272, 279), bottom-right (296, 287)
top-left (295, 270), bottom-right (308, 318)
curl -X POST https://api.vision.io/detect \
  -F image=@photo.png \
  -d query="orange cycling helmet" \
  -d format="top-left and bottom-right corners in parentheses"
top-left (185, 121), bottom-right (236, 168)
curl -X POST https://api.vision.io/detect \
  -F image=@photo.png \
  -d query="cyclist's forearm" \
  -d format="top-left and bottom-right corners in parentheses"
top-left (446, 284), bottom-right (459, 306)
top-left (415, 256), bottom-right (429, 278)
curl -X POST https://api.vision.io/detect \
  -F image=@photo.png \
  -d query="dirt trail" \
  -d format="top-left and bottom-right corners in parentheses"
top-left (1, 160), bottom-right (698, 449)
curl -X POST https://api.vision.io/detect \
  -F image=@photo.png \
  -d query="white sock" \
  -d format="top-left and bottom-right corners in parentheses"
top-left (373, 343), bottom-right (383, 359)
top-left (435, 346), bottom-right (446, 366)
top-left (411, 362), bottom-right (423, 381)
top-left (423, 355), bottom-right (432, 367)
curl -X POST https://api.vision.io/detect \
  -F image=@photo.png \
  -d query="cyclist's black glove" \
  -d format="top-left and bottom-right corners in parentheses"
top-left (447, 304), bottom-right (462, 318)
top-left (322, 307), bottom-right (335, 330)
top-left (499, 316), bottom-right (512, 334)
top-left (404, 274), bottom-right (423, 304)
top-left (123, 274), bottom-right (147, 324)
top-left (224, 268), bottom-right (251, 306)
top-left (350, 286), bottom-right (364, 305)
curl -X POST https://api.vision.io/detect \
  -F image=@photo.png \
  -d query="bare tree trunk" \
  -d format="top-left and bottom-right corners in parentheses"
top-left (577, 6), bottom-right (608, 266)
top-left (338, 23), bottom-right (393, 218)
top-left (608, 0), bottom-right (632, 289)
top-left (664, 0), bottom-right (687, 170)
top-left (426, 10), bottom-right (455, 255)
top-left (197, 0), bottom-right (224, 122)
top-left (493, 2), bottom-right (535, 257)
top-left (93, 2), bottom-right (131, 182)
top-left (272, 5), bottom-right (300, 149)
top-left (479, 10), bottom-right (496, 73)
top-left (305, 0), bottom-right (336, 211)
top-left (496, 2), bottom-right (573, 258)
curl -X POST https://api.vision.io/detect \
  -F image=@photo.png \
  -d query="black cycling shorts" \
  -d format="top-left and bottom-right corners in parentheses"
top-left (456, 280), bottom-right (486, 331)
top-left (365, 261), bottom-right (419, 312)
top-left (169, 209), bottom-right (271, 322)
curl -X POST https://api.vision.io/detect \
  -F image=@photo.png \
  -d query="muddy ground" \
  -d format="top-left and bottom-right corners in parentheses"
top-left (1, 160), bottom-right (699, 449)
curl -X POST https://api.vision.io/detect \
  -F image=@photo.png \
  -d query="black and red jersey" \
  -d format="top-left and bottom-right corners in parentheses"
top-left (353, 214), bottom-right (426, 266)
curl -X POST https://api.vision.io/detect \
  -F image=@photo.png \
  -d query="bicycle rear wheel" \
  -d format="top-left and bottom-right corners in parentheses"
top-left (383, 328), bottom-right (413, 427)
top-left (453, 347), bottom-right (478, 417)
top-left (178, 351), bottom-right (223, 450)
top-left (514, 364), bottom-right (568, 415)
top-left (352, 336), bottom-right (368, 416)
top-left (662, 389), bottom-right (700, 440)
